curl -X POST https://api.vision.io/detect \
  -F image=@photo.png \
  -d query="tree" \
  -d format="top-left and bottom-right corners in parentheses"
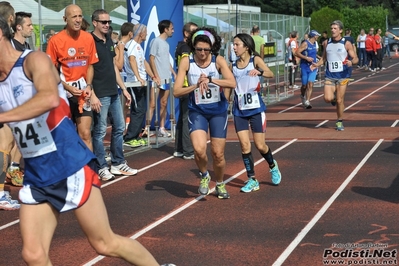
top-left (309, 7), bottom-right (343, 34)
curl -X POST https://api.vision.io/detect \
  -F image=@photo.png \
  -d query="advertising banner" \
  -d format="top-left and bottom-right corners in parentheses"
top-left (127, 0), bottom-right (184, 131)
top-left (127, 0), bottom-right (183, 67)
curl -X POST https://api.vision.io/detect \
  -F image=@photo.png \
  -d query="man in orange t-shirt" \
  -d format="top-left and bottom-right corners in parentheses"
top-left (46, 4), bottom-right (98, 151)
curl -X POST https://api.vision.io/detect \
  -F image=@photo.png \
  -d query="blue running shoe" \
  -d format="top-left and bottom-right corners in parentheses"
top-left (270, 160), bottom-right (281, 185)
top-left (241, 178), bottom-right (260, 193)
top-left (336, 121), bottom-right (344, 131)
top-left (198, 173), bottom-right (211, 195)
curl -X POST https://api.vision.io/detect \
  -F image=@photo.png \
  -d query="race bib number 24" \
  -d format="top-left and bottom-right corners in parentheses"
top-left (11, 117), bottom-right (57, 158)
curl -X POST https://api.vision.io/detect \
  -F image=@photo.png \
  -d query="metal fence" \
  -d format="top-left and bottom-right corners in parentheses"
top-left (13, 2), bottom-right (310, 55)
top-left (14, 1), bottom-right (310, 105)
top-left (184, 5), bottom-right (310, 62)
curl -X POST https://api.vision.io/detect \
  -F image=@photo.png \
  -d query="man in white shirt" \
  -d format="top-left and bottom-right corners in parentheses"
top-left (123, 23), bottom-right (156, 147)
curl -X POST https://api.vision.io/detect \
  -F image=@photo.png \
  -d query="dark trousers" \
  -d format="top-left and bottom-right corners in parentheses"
top-left (124, 86), bottom-right (146, 141)
top-left (366, 50), bottom-right (376, 70)
top-left (174, 95), bottom-right (193, 156)
top-left (376, 48), bottom-right (383, 69)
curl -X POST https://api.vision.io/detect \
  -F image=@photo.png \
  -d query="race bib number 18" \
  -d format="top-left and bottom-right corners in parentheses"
top-left (194, 86), bottom-right (220, 105)
top-left (238, 91), bottom-right (260, 110)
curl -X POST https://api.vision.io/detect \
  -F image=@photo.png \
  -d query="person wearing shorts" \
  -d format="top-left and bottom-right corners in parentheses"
top-left (0, 18), bottom-right (162, 265)
top-left (173, 27), bottom-right (236, 199)
top-left (315, 20), bottom-right (358, 131)
top-left (46, 4), bottom-right (98, 151)
top-left (149, 20), bottom-right (176, 137)
top-left (295, 30), bottom-right (321, 109)
top-left (231, 33), bottom-right (282, 193)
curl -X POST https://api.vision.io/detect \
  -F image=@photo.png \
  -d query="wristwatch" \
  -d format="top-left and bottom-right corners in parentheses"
top-left (257, 69), bottom-right (264, 76)
top-left (208, 76), bottom-right (212, 83)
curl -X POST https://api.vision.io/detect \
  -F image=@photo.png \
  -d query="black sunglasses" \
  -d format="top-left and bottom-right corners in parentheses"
top-left (96, 20), bottom-right (112, 25)
top-left (195, 47), bottom-right (211, 52)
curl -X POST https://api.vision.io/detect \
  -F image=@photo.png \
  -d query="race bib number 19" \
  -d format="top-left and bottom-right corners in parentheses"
top-left (328, 61), bottom-right (343, 72)
top-left (11, 117), bottom-right (57, 158)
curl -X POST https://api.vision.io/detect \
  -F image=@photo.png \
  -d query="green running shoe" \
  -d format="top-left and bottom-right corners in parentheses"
top-left (215, 183), bottom-right (230, 199)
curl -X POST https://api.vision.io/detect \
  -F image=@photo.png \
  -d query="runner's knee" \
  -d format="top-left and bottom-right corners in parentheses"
top-left (89, 236), bottom-right (119, 257)
top-left (22, 246), bottom-right (49, 266)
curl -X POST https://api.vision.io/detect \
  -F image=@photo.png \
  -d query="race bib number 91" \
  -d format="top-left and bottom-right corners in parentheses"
top-left (11, 117), bottom-right (57, 158)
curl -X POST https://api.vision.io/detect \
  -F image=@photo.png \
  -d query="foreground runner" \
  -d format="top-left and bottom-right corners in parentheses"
top-left (174, 27), bottom-right (236, 199)
top-left (231, 33), bottom-right (282, 193)
top-left (315, 20), bottom-right (358, 131)
top-left (0, 17), bottom-right (167, 266)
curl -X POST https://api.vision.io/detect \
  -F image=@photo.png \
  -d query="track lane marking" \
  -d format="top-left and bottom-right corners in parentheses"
top-left (272, 139), bottom-right (384, 266)
top-left (83, 139), bottom-right (298, 265)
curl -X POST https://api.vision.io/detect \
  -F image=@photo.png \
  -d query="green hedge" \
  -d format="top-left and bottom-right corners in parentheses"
top-left (310, 5), bottom-right (389, 38)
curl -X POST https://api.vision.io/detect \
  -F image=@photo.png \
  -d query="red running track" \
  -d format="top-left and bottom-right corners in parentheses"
top-left (1, 59), bottom-right (399, 266)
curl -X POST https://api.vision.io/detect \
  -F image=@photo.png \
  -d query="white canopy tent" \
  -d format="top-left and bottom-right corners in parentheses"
top-left (191, 11), bottom-right (234, 32)
top-left (12, 0), bottom-right (65, 25)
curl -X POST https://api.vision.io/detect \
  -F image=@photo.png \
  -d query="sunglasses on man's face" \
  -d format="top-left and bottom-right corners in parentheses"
top-left (195, 47), bottom-right (211, 52)
top-left (96, 20), bottom-right (112, 25)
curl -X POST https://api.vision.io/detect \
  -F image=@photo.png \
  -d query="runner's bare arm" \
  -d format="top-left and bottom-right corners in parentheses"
top-left (0, 52), bottom-right (60, 123)
top-left (173, 56), bottom-right (194, 97)
top-left (386, 31), bottom-right (399, 41)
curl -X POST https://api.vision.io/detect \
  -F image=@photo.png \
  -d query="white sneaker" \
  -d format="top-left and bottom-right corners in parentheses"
top-left (99, 167), bottom-right (115, 181)
top-left (110, 162), bottom-right (138, 176)
top-left (173, 151), bottom-right (183, 157)
top-left (158, 127), bottom-right (171, 137)
top-left (183, 154), bottom-right (195, 160)
top-left (293, 85), bottom-right (299, 89)
top-left (303, 101), bottom-right (312, 109)
top-left (300, 95), bottom-right (306, 106)
top-left (304, 100), bottom-right (312, 109)
top-left (381, 67), bottom-right (386, 70)
top-left (0, 193), bottom-right (20, 210)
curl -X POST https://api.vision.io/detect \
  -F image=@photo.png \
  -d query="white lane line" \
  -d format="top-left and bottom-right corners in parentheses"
top-left (83, 139), bottom-right (297, 265)
top-left (0, 156), bottom-right (179, 231)
top-left (0, 141), bottom-right (213, 230)
top-left (345, 77), bottom-right (399, 110)
top-left (278, 76), bottom-right (366, 114)
top-left (311, 77), bottom-right (396, 128)
top-left (101, 156), bottom-right (175, 188)
top-left (315, 120), bottom-right (329, 128)
top-left (272, 139), bottom-right (384, 266)
top-left (391, 120), bottom-right (399, 127)
top-left (0, 219), bottom-right (19, 230)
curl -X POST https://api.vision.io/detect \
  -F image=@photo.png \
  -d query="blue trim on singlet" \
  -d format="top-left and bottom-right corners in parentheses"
top-left (325, 38), bottom-right (351, 79)
top-left (188, 55), bottom-right (229, 115)
top-left (232, 56), bottom-right (266, 117)
top-left (300, 40), bottom-right (317, 70)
